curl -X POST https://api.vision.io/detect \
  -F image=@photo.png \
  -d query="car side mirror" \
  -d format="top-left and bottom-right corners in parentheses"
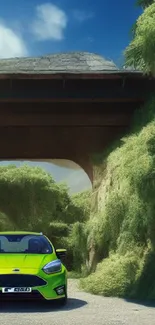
top-left (56, 249), bottom-right (67, 259)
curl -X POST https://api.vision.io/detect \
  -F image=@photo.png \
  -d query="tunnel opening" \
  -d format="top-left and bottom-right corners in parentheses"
top-left (0, 158), bottom-right (92, 272)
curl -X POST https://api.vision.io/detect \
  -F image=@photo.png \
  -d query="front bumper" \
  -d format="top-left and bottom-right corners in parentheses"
top-left (0, 290), bottom-right (44, 301)
top-left (0, 269), bottom-right (67, 301)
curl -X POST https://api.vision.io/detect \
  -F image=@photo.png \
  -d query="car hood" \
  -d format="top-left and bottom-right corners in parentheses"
top-left (0, 253), bottom-right (57, 269)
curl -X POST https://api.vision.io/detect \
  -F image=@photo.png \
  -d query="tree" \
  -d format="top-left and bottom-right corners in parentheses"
top-left (0, 164), bottom-right (91, 271)
top-left (136, 0), bottom-right (154, 9)
top-left (71, 190), bottom-right (91, 221)
top-left (131, 0), bottom-right (154, 38)
top-left (124, 3), bottom-right (155, 75)
top-left (0, 164), bottom-right (79, 231)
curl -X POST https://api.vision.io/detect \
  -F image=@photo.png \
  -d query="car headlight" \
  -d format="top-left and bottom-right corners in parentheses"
top-left (42, 259), bottom-right (62, 274)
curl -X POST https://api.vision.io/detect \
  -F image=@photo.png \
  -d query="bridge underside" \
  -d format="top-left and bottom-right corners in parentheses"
top-left (0, 101), bottom-right (142, 182)
top-left (0, 74), bottom-right (153, 182)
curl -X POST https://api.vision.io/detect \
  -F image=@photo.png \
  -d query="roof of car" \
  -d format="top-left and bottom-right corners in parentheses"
top-left (0, 231), bottom-right (42, 235)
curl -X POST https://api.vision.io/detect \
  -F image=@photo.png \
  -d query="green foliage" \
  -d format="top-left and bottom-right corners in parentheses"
top-left (81, 96), bottom-right (155, 300)
top-left (68, 222), bottom-right (88, 272)
top-left (125, 3), bottom-right (155, 74)
top-left (136, 0), bottom-right (154, 9)
top-left (130, 248), bottom-right (155, 300)
top-left (0, 212), bottom-right (15, 231)
top-left (0, 165), bottom-right (90, 271)
top-left (94, 98), bottom-right (155, 251)
top-left (80, 251), bottom-right (142, 297)
top-left (71, 190), bottom-right (91, 221)
top-left (68, 271), bottom-right (83, 279)
top-left (130, 22), bottom-right (138, 39)
top-left (48, 222), bottom-right (70, 238)
top-left (131, 0), bottom-right (154, 39)
top-left (0, 164), bottom-right (85, 230)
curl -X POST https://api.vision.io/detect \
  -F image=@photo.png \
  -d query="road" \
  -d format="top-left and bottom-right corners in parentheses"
top-left (0, 279), bottom-right (155, 325)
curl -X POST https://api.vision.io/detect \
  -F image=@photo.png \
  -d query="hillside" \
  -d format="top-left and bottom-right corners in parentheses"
top-left (80, 96), bottom-right (155, 300)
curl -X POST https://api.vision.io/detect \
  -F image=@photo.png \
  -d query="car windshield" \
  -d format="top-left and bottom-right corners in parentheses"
top-left (0, 234), bottom-right (53, 254)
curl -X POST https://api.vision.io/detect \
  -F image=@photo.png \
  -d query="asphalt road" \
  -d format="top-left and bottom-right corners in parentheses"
top-left (0, 279), bottom-right (155, 325)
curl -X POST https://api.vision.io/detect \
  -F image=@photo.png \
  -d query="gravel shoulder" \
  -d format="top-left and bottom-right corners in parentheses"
top-left (0, 279), bottom-right (155, 325)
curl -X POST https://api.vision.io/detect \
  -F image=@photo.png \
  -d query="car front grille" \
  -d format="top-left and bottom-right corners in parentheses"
top-left (0, 290), bottom-right (44, 301)
top-left (0, 274), bottom-right (47, 287)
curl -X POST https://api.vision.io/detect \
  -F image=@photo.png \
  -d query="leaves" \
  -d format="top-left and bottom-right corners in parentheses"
top-left (82, 95), bottom-right (155, 299)
top-left (136, 0), bottom-right (155, 9)
top-left (125, 3), bottom-right (155, 75)
top-left (0, 164), bottom-right (91, 271)
top-left (0, 164), bottom-right (88, 229)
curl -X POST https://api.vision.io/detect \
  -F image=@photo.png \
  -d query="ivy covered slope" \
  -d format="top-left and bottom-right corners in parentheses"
top-left (80, 96), bottom-right (155, 300)
top-left (80, 1), bottom-right (155, 301)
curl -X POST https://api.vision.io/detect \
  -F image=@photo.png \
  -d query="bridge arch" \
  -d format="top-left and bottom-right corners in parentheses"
top-left (32, 159), bottom-right (93, 184)
top-left (0, 159), bottom-right (92, 193)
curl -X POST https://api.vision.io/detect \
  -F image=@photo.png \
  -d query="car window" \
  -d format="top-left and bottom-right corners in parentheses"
top-left (0, 235), bottom-right (53, 254)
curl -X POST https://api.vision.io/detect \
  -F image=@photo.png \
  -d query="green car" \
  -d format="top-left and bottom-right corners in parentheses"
top-left (0, 231), bottom-right (68, 305)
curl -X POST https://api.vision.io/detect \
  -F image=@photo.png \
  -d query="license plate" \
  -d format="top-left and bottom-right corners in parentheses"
top-left (2, 287), bottom-right (32, 293)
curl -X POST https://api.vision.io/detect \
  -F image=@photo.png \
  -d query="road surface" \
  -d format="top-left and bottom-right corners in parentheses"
top-left (0, 279), bottom-right (155, 325)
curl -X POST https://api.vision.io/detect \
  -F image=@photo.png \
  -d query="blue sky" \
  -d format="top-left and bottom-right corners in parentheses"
top-left (0, 0), bottom-right (141, 192)
top-left (0, 0), bottom-right (141, 65)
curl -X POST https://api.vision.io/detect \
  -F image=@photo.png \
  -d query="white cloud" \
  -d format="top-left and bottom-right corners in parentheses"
top-left (0, 23), bottom-right (28, 58)
top-left (72, 10), bottom-right (94, 22)
top-left (31, 3), bottom-right (67, 41)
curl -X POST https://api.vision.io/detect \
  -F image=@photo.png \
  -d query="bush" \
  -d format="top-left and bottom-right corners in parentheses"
top-left (130, 248), bottom-right (155, 300)
top-left (0, 165), bottom-right (90, 271)
top-left (48, 222), bottom-right (70, 238)
top-left (80, 251), bottom-right (142, 297)
top-left (68, 222), bottom-right (88, 272)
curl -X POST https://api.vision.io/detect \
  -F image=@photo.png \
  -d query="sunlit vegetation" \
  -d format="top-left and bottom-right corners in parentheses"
top-left (80, 1), bottom-right (155, 300)
top-left (0, 164), bottom-right (90, 271)
top-left (125, 3), bottom-right (155, 75)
